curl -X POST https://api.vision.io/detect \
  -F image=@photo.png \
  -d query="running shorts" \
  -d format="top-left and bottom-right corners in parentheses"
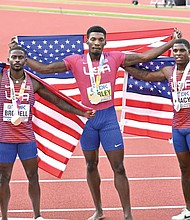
top-left (172, 128), bottom-right (190, 152)
top-left (80, 106), bottom-right (124, 152)
top-left (0, 141), bottom-right (38, 163)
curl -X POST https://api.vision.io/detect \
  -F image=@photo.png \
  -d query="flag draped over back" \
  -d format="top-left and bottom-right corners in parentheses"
top-left (27, 70), bottom-right (89, 178)
top-left (0, 62), bottom-right (88, 178)
top-left (13, 27), bottom-right (174, 177)
top-left (120, 57), bottom-right (175, 140)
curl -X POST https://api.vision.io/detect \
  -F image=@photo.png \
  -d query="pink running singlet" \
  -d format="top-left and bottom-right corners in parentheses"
top-left (64, 51), bottom-right (125, 110)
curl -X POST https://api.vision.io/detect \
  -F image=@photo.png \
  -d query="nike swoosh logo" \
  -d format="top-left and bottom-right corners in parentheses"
top-left (184, 215), bottom-right (190, 219)
top-left (114, 143), bottom-right (122, 148)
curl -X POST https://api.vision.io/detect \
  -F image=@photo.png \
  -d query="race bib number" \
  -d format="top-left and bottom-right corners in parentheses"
top-left (177, 90), bottom-right (190, 109)
top-left (87, 82), bottom-right (112, 103)
top-left (3, 103), bottom-right (30, 122)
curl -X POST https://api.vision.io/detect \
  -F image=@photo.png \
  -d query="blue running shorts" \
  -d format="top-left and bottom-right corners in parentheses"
top-left (0, 142), bottom-right (38, 163)
top-left (80, 106), bottom-right (124, 152)
top-left (172, 128), bottom-right (190, 152)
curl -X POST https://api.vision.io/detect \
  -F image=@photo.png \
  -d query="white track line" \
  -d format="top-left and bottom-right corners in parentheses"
top-left (10, 176), bottom-right (180, 183)
top-left (71, 154), bottom-right (176, 159)
top-left (7, 219), bottom-right (66, 220)
top-left (7, 205), bottom-right (185, 213)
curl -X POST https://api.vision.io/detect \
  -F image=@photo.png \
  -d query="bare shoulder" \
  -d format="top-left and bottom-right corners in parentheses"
top-left (162, 66), bottom-right (173, 80)
top-left (31, 77), bottom-right (43, 93)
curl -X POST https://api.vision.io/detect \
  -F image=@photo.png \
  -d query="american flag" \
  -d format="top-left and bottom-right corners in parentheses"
top-left (13, 28), bottom-right (174, 177)
top-left (120, 57), bottom-right (175, 140)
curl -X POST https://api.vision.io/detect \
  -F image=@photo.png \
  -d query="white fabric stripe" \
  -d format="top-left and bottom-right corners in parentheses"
top-left (33, 116), bottom-right (79, 146)
top-left (43, 77), bottom-right (77, 85)
top-left (125, 92), bottom-right (172, 105)
top-left (33, 101), bottom-right (85, 133)
top-left (122, 106), bottom-right (173, 119)
top-left (83, 36), bottom-right (168, 50)
top-left (115, 77), bottom-right (124, 85)
top-left (124, 119), bottom-right (172, 132)
top-left (59, 88), bottom-right (80, 96)
top-left (114, 91), bottom-right (123, 99)
top-left (38, 150), bottom-right (67, 172)
top-left (35, 133), bottom-right (73, 158)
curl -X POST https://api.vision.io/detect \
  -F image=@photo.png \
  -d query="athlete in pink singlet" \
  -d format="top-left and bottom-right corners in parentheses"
top-left (10, 26), bottom-right (181, 220)
top-left (125, 38), bottom-right (190, 220)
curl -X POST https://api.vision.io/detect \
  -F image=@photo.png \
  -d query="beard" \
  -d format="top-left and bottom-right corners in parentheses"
top-left (92, 51), bottom-right (101, 57)
top-left (11, 65), bottom-right (23, 72)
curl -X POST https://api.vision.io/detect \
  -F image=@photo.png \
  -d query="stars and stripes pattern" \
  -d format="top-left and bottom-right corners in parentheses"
top-left (120, 57), bottom-right (175, 140)
top-left (12, 27), bottom-right (175, 177)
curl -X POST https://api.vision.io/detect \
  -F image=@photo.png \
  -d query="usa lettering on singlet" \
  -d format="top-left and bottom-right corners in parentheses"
top-left (169, 69), bottom-right (190, 129)
top-left (0, 70), bottom-right (35, 142)
top-left (63, 52), bottom-right (126, 109)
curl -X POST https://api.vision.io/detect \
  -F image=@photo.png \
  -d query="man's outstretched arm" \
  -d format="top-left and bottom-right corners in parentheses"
top-left (123, 28), bottom-right (182, 67)
top-left (9, 37), bottom-right (68, 74)
top-left (124, 65), bottom-right (171, 82)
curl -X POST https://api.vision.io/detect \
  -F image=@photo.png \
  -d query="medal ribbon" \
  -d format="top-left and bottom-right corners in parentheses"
top-left (87, 53), bottom-right (104, 94)
top-left (8, 70), bottom-right (27, 117)
top-left (172, 61), bottom-right (190, 112)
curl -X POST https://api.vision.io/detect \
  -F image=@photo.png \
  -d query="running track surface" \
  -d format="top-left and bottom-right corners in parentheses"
top-left (0, 0), bottom-right (189, 219)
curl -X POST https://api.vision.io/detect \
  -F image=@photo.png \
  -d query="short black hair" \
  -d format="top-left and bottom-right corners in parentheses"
top-left (173, 38), bottom-right (190, 50)
top-left (9, 46), bottom-right (27, 55)
top-left (87, 25), bottom-right (106, 38)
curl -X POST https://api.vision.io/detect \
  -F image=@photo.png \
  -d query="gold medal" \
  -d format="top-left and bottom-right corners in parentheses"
top-left (90, 94), bottom-right (101, 105)
top-left (11, 115), bottom-right (21, 126)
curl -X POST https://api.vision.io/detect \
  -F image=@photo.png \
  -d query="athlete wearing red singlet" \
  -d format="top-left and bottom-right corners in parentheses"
top-left (0, 69), bottom-right (35, 143)
top-left (168, 69), bottom-right (190, 129)
top-left (0, 46), bottom-right (94, 220)
top-left (125, 38), bottom-right (190, 220)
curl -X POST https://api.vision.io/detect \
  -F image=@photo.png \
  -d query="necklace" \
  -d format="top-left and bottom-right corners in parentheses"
top-left (10, 75), bottom-right (25, 84)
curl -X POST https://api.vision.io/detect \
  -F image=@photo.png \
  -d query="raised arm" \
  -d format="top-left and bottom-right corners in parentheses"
top-left (124, 65), bottom-right (171, 82)
top-left (32, 78), bottom-right (95, 119)
top-left (124, 29), bottom-right (182, 67)
top-left (27, 58), bottom-right (67, 74)
top-left (9, 37), bottom-right (68, 74)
